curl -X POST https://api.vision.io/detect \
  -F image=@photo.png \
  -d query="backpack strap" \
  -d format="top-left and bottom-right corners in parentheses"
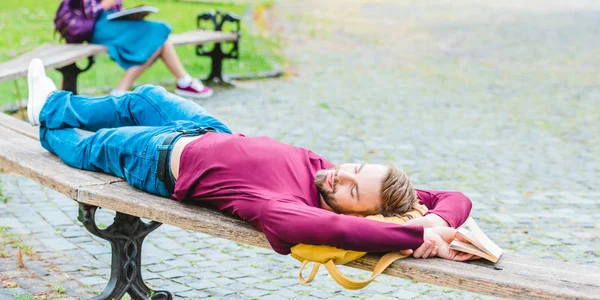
top-left (324, 251), bottom-right (410, 290)
top-left (298, 260), bottom-right (322, 284)
top-left (294, 203), bottom-right (428, 289)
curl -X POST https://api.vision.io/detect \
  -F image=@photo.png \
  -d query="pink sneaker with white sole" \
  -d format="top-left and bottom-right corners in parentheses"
top-left (174, 79), bottom-right (213, 99)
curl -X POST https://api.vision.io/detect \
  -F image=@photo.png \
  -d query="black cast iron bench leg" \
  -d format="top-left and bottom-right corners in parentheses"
top-left (196, 11), bottom-right (240, 86)
top-left (56, 56), bottom-right (95, 95)
top-left (79, 204), bottom-right (173, 300)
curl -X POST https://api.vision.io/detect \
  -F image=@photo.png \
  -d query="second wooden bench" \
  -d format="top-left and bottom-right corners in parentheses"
top-left (0, 11), bottom-right (240, 94)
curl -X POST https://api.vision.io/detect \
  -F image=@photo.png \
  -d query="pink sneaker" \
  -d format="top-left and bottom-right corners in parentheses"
top-left (175, 79), bottom-right (213, 99)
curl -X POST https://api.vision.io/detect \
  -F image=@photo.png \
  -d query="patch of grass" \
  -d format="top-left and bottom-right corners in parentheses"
top-left (0, 179), bottom-right (9, 203)
top-left (53, 284), bottom-right (66, 294)
top-left (15, 293), bottom-right (36, 300)
top-left (0, 226), bottom-right (38, 259)
top-left (318, 102), bottom-right (330, 109)
top-left (0, 0), bottom-right (283, 107)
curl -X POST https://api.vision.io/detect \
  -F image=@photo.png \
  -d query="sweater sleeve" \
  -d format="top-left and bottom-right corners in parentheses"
top-left (416, 189), bottom-right (472, 228)
top-left (259, 199), bottom-right (425, 255)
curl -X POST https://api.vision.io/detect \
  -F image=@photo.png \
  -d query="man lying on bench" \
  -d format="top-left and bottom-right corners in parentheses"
top-left (26, 58), bottom-right (475, 261)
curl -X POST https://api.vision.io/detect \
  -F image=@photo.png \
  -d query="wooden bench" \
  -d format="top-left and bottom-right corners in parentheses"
top-left (0, 112), bottom-right (599, 300)
top-left (0, 11), bottom-right (240, 94)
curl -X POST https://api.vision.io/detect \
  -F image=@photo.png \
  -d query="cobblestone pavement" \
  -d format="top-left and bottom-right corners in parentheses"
top-left (2, 0), bottom-right (600, 299)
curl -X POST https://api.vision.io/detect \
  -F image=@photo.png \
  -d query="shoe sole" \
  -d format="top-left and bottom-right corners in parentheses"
top-left (174, 89), bottom-right (214, 99)
top-left (27, 60), bottom-right (41, 125)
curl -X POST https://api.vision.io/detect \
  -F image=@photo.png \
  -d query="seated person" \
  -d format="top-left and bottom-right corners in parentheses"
top-left (26, 58), bottom-right (475, 260)
top-left (79, 0), bottom-right (212, 98)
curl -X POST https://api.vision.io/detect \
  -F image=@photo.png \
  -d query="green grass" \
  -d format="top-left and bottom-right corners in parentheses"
top-left (15, 293), bottom-right (36, 300)
top-left (0, 178), bottom-right (9, 203)
top-left (0, 0), bottom-right (283, 107)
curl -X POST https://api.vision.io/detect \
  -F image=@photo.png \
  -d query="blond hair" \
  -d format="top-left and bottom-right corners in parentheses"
top-left (379, 165), bottom-right (419, 217)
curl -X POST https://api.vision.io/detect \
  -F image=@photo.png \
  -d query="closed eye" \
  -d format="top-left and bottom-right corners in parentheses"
top-left (352, 164), bottom-right (363, 200)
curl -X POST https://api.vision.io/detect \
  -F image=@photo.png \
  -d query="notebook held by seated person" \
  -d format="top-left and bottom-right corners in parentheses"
top-left (107, 5), bottom-right (159, 20)
top-left (449, 217), bottom-right (503, 262)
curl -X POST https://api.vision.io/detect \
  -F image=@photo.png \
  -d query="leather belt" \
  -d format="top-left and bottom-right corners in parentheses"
top-left (157, 128), bottom-right (214, 194)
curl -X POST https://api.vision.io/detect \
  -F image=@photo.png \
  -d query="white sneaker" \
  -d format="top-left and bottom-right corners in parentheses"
top-left (174, 79), bottom-right (214, 99)
top-left (27, 58), bottom-right (57, 126)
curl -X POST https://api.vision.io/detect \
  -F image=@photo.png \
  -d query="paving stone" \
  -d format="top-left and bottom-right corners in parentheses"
top-left (309, 289), bottom-right (334, 298)
top-left (271, 288), bottom-right (300, 299)
top-left (210, 277), bottom-right (235, 286)
top-left (183, 279), bottom-right (218, 290)
top-left (242, 288), bottom-right (269, 298)
top-left (203, 287), bottom-right (237, 297)
top-left (260, 295), bottom-right (287, 300)
top-left (160, 282), bottom-right (192, 293)
top-left (147, 263), bottom-right (172, 273)
top-left (61, 230), bottom-right (86, 238)
top-left (159, 269), bottom-right (187, 279)
top-left (0, 288), bottom-right (22, 300)
top-left (236, 276), bottom-right (261, 285)
top-left (40, 237), bottom-right (78, 251)
top-left (176, 290), bottom-right (211, 298)
top-left (142, 270), bottom-right (162, 280)
top-left (164, 259), bottom-right (192, 268)
top-left (78, 276), bottom-right (107, 286)
top-left (271, 278), bottom-right (299, 287)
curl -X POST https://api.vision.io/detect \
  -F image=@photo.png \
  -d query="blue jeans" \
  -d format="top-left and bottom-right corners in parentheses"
top-left (39, 85), bottom-right (231, 197)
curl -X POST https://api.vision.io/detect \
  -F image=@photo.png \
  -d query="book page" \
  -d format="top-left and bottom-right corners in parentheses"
top-left (457, 227), bottom-right (488, 254)
top-left (462, 217), bottom-right (503, 258)
top-left (449, 240), bottom-right (497, 262)
top-left (107, 6), bottom-right (159, 20)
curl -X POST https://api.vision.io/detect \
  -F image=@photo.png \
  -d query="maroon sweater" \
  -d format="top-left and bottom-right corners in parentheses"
top-left (174, 133), bottom-right (472, 254)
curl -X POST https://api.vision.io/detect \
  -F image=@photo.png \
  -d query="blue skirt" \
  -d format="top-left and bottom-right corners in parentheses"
top-left (91, 10), bottom-right (172, 69)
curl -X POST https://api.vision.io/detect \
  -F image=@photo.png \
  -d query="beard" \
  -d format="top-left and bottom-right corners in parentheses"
top-left (314, 168), bottom-right (346, 214)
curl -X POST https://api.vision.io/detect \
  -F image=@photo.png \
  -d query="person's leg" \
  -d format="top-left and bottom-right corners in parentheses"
top-left (111, 39), bottom-right (212, 99)
top-left (160, 39), bottom-right (187, 79)
top-left (39, 124), bottom-right (173, 197)
top-left (39, 85), bottom-right (231, 133)
top-left (160, 39), bottom-right (213, 99)
top-left (114, 45), bottom-right (164, 93)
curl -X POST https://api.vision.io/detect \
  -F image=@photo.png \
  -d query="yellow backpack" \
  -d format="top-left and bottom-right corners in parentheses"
top-left (290, 204), bottom-right (428, 290)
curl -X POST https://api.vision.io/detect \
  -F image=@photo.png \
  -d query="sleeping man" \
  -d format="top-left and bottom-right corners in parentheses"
top-left (26, 58), bottom-right (475, 261)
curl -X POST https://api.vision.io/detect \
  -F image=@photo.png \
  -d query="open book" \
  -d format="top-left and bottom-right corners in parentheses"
top-left (449, 217), bottom-right (503, 263)
top-left (107, 6), bottom-right (159, 20)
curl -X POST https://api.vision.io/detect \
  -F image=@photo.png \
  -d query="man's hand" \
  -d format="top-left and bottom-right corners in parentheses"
top-left (419, 227), bottom-right (479, 261)
top-left (412, 238), bottom-right (439, 258)
top-left (102, 0), bottom-right (118, 10)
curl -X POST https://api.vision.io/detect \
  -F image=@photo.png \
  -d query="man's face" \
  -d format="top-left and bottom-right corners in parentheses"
top-left (314, 163), bottom-right (388, 216)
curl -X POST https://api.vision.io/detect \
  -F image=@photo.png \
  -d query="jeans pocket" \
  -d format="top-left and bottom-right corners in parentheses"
top-left (124, 168), bottom-right (146, 192)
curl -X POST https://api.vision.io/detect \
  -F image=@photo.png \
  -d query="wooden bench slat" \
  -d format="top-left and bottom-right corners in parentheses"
top-left (78, 182), bottom-right (270, 249)
top-left (170, 30), bottom-right (238, 46)
top-left (0, 44), bottom-right (107, 82)
top-left (351, 252), bottom-right (600, 299)
top-left (1, 114), bottom-right (599, 299)
top-left (0, 112), bottom-right (40, 140)
top-left (0, 125), bottom-right (123, 198)
top-left (0, 30), bottom-right (239, 82)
